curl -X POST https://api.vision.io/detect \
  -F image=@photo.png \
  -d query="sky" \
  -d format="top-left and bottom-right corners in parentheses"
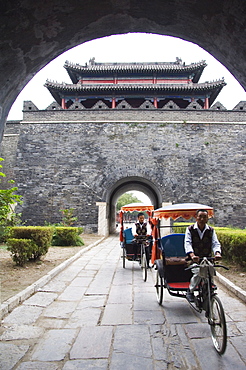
top-left (127, 191), bottom-right (151, 204)
top-left (7, 32), bottom-right (246, 121)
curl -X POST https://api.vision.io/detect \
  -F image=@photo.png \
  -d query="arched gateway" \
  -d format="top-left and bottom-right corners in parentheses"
top-left (105, 176), bottom-right (162, 235)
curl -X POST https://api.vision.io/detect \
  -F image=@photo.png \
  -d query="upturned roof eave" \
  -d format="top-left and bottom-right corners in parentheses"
top-left (45, 81), bottom-right (226, 94)
top-left (64, 60), bottom-right (207, 72)
top-left (64, 60), bottom-right (207, 83)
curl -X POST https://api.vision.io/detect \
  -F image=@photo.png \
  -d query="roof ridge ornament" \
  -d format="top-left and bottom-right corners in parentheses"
top-left (89, 57), bottom-right (95, 66)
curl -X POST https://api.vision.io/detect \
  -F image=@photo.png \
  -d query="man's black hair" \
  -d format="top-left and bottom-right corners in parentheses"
top-left (138, 212), bottom-right (145, 217)
top-left (196, 209), bottom-right (208, 215)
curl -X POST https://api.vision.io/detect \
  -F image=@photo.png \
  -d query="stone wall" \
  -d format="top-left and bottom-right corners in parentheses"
top-left (22, 107), bottom-right (246, 123)
top-left (1, 114), bottom-right (245, 231)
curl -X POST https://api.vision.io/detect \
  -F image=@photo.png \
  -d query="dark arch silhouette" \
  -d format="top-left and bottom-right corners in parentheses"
top-left (1, 0), bottom-right (246, 139)
top-left (106, 176), bottom-right (162, 233)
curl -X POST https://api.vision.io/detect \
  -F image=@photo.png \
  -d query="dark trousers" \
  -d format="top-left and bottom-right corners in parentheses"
top-left (132, 239), bottom-right (152, 266)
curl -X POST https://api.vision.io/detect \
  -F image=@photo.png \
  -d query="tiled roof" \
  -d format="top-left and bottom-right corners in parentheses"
top-left (64, 60), bottom-right (207, 74)
top-left (45, 80), bottom-right (226, 93)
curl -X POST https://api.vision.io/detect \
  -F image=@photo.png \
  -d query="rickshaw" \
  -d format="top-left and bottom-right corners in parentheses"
top-left (150, 203), bottom-right (228, 355)
top-left (119, 202), bottom-right (154, 281)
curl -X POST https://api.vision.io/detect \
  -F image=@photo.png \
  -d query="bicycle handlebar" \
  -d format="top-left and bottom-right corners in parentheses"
top-left (185, 257), bottom-right (229, 271)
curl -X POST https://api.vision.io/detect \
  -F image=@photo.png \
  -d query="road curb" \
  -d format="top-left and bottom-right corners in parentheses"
top-left (0, 237), bottom-right (105, 320)
top-left (216, 271), bottom-right (246, 303)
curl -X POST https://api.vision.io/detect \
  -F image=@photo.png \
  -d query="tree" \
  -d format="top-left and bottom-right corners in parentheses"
top-left (0, 158), bottom-right (22, 240)
top-left (60, 208), bottom-right (78, 226)
top-left (116, 192), bottom-right (141, 212)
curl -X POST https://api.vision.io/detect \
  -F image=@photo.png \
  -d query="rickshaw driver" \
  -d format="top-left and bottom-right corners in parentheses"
top-left (132, 212), bottom-right (152, 267)
top-left (184, 209), bottom-right (222, 302)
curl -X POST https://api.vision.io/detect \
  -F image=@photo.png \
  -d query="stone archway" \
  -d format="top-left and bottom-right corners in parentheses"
top-left (105, 176), bottom-right (162, 235)
top-left (1, 1), bottom-right (246, 139)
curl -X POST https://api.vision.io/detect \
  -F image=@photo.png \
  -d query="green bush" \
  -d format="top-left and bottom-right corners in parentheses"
top-left (52, 227), bottom-right (84, 246)
top-left (7, 238), bottom-right (38, 266)
top-left (174, 223), bottom-right (246, 268)
top-left (215, 229), bottom-right (246, 267)
top-left (173, 222), bottom-right (193, 233)
top-left (9, 226), bottom-right (54, 259)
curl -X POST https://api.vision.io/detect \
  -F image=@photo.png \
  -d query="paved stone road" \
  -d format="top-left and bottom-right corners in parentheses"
top-left (0, 236), bottom-right (246, 369)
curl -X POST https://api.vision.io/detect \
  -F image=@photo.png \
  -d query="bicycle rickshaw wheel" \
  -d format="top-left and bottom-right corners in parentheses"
top-left (210, 295), bottom-right (227, 355)
top-left (155, 269), bottom-right (164, 305)
top-left (141, 252), bottom-right (147, 282)
top-left (122, 247), bottom-right (126, 268)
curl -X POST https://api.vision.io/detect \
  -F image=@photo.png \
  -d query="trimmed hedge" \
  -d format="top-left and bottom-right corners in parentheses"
top-left (52, 227), bottom-right (84, 246)
top-left (215, 228), bottom-right (246, 267)
top-left (173, 223), bottom-right (246, 267)
top-left (7, 226), bottom-right (54, 265)
top-left (173, 222), bottom-right (193, 234)
top-left (7, 238), bottom-right (37, 266)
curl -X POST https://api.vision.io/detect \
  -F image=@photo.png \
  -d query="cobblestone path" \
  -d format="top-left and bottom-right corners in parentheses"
top-left (0, 236), bottom-right (245, 369)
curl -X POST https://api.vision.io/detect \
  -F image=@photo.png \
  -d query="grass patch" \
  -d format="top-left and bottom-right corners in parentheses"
top-left (0, 244), bottom-right (8, 250)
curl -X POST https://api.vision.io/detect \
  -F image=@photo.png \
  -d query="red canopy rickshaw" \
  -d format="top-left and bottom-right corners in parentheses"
top-left (119, 202), bottom-right (154, 281)
top-left (149, 203), bottom-right (214, 264)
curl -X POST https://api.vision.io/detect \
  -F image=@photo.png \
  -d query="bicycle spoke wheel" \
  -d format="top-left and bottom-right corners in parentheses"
top-left (122, 247), bottom-right (126, 268)
top-left (141, 252), bottom-right (147, 281)
top-left (209, 295), bottom-right (227, 354)
top-left (155, 269), bottom-right (164, 305)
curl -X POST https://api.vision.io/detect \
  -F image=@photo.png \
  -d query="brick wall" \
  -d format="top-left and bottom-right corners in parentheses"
top-left (22, 108), bottom-right (246, 123)
top-left (1, 115), bottom-right (246, 230)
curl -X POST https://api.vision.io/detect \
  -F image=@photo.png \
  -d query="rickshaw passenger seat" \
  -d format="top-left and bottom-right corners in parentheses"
top-left (159, 233), bottom-right (192, 284)
top-left (159, 234), bottom-right (186, 257)
top-left (123, 228), bottom-right (134, 244)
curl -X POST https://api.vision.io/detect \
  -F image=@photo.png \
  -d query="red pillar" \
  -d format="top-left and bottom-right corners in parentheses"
top-left (119, 211), bottom-right (124, 242)
top-left (61, 98), bottom-right (66, 109)
top-left (204, 97), bottom-right (209, 109)
top-left (112, 97), bottom-right (116, 108)
top-left (150, 218), bottom-right (160, 264)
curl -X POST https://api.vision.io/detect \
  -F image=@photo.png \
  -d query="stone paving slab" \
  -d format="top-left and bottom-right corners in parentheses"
top-left (113, 325), bottom-right (152, 357)
top-left (62, 359), bottom-right (108, 369)
top-left (192, 337), bottom-right (246, 369)
top-left (58, 286), bottom-right (88, 301)
top-left (161, 297), bottom-right (199, 324)
top-left (37, 317), bottom-right (66, 329)
top-left (107, 284), bottom-right (132, 304)
top-left (229, 335), bottom-right (246, 363)
top-left (0, 236), bottom-right (246, 369)
top-left (76, 295), bottom-right (107, 310)
top-left (3, 305), bottom-right (44, 326)
top-left (0, 324), bottom-right (44, 341)
top-left (0, 343), bottom-right (29, 370)
top-left (42, 301), bottom-right (78, 319)
top-left (23, 292), bottom-right (58, 307)
top-left (70, 326), bottom-right (113, 359)
top-left (65, 307), bottom-right (101, 328)
top-left (110, 352), bottom-right (153, 370)
top-left (39, 279), bottom-right (67, 293)
top-left (30, 328), bottom-right (77, 361)
top-left (133, 309), bottom-right (165, 325)
top-left (16, 362), bottom-right (59, 370)
top-left (69, 276), bottom-right (94, 287)
top-left (101, 303), bottom-right (132, 325)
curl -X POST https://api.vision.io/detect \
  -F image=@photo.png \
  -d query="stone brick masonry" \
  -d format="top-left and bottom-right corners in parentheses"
top-left (1, 108), bottom-right (246, 231)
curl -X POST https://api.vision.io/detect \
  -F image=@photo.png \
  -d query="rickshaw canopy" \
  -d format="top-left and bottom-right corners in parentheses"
top-left (121, 203), bottom-right (154, 212)
top-left (153, 203), bottom-right (214, 220)
top-left (119, 203), bottom-right (154, 242)
top-left (150, 203), bottom-right (214, 264)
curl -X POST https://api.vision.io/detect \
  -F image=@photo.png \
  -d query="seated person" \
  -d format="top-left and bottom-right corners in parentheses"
top-left (184, 209), bottom-right (222, 302)
top-left (131, 212), bottom-right (152, 267)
